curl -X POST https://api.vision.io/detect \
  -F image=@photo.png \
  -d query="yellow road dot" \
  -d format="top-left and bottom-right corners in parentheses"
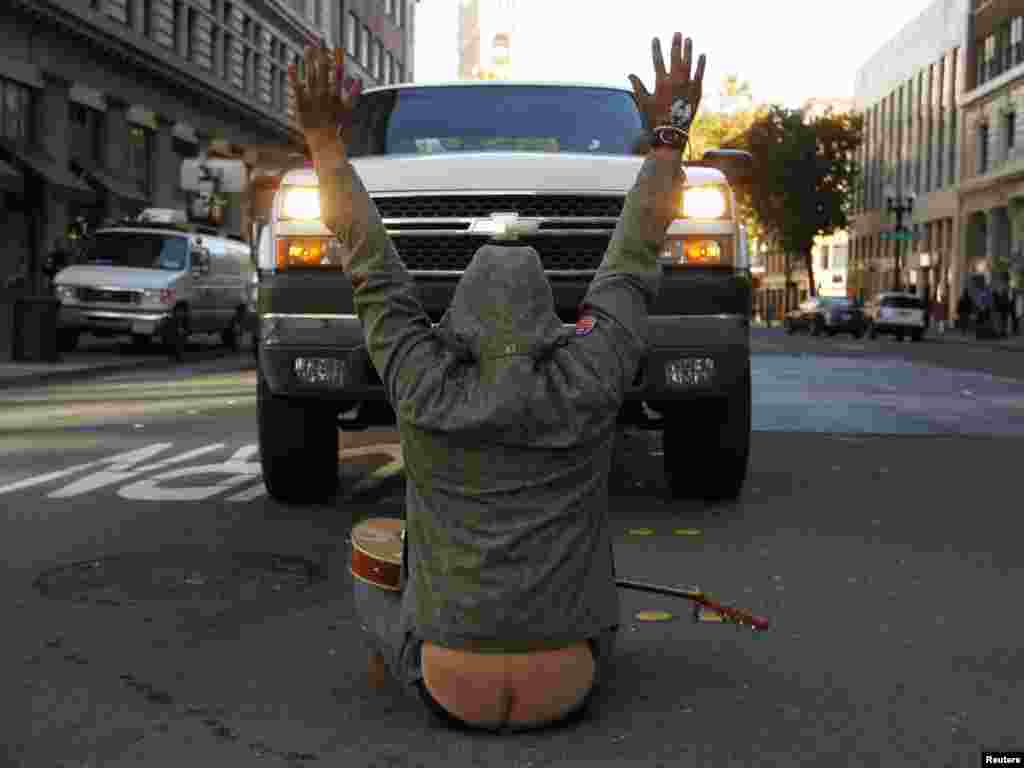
top-left (635, 610), bottom-right (675, 622)
top-left (674, 528), bottom-right (702, 536)
top-left (628, 528), bottom-right (655, 536)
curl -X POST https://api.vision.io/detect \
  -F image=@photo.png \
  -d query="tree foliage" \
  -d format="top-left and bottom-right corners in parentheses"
top-left (687, 75), bottom-right (770, 242)
top-left (730, 105), bottom-right (864, 297)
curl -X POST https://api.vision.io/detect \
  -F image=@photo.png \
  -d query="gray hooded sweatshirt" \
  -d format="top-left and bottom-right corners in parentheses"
top-left (320, 152), bottom-right (684, 653)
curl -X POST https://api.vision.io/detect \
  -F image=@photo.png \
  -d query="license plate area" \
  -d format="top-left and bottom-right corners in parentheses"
top-left (293, 357), bottom-right (347, 388)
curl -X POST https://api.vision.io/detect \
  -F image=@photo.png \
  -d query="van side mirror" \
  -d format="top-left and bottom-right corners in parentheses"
top-left (701, 149), bottom-right (754, 185)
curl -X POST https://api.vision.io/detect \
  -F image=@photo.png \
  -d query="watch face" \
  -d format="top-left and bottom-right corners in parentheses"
top-left (670, 99), bottom-right (693, 128)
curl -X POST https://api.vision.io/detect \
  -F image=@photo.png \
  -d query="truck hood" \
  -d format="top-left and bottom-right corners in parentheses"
top-left (54, 265), bottom-right (181, 290)
top-left (343, 152), bottom-right (724, 194)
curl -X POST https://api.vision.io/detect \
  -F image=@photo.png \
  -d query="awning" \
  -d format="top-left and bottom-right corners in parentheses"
top-left (74, 161), bottom-right (150, 203)
top-left (172, 122), bottom-right (198, 144)
top-left (126, 105), bottom-right (158, 132)
top-left (0, 141), bottom-right (94, 198)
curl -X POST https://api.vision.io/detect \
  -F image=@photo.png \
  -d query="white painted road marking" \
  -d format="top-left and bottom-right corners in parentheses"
top-left (0, 440), bottom-right (406, 503)
top-left (48, 444), bottom-right (227, 499)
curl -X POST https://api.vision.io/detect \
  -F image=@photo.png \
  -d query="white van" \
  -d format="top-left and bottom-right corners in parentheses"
top-left (53, 208), bottom-right (254, 359)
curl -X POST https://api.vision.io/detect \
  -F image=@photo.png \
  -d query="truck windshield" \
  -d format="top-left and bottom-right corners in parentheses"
top-left (348, 86), bottom-right (646, 157)
top-left (82, 233), bottom-right (189, 271)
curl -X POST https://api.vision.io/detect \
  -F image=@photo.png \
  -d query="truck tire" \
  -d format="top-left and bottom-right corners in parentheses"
top-left (258, 370), bottom-right (338, 503)
top-left (662, 366), bottom-right (751, 502)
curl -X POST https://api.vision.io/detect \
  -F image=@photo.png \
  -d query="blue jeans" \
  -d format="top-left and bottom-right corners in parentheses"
top-left (352, 577), bottom-right (618, 732)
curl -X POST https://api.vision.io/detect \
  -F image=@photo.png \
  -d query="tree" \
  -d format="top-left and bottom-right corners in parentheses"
top-left (687, 75), bottom-right (770, 242)
top-left (730, 105), bottom-right (864, 301)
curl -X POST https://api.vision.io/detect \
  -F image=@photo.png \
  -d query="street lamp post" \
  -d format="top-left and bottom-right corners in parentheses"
top-left (885, 186), bottom-right (916, 292)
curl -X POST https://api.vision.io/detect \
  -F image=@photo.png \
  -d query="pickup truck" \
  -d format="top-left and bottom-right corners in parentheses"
top-left (249, 80), bottom-right (754, 505)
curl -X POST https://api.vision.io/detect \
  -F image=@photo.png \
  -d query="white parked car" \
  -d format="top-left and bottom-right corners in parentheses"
top-left (863, 291), bottom-right (927, 342)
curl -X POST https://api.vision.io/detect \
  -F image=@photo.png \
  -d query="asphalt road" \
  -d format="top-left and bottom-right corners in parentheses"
top-left (2, 336), bottom-right (1023, 767)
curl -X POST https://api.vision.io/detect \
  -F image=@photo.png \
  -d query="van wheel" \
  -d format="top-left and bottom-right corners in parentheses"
top-left (868, 322), bottom-right (878, 340)
top-left (663, 366), bottom-right (751, 502)
top-left (258, 370), bottom-right (338, 504)
top-left (911, 329), bottom-right (924, 342)
top-left (57, 329), bottom-right (79, 353)
top-left (222, 309), bottom-right (243, 352)
top-left (163, 305), bottom-right (188, 361)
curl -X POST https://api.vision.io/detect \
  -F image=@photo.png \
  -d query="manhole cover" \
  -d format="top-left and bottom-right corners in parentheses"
top-left (33, 551), bottom-right (325, 605)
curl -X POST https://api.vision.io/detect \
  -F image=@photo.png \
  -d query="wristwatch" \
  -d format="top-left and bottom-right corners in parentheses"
top-left (650, 125), bottom-right (688, 151)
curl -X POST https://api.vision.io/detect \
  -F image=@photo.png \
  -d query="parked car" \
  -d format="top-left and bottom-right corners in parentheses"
top-left (784, 296), bottom-right (865, 338)
top-left (863, 292), bottom-right (927, 342)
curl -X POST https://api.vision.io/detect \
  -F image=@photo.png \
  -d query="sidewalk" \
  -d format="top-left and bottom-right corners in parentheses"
top-left (0, 335), bottom-right (255, 390)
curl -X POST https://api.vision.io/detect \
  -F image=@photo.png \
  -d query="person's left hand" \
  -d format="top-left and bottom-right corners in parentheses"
top-left (289, 43), bottom-right (363, 160)
top-left (629, 33), bottom-right (706, 140)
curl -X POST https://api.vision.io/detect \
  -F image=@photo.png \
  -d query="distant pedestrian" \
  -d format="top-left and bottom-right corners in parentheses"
top-left (957, 290), bottom-right (973, 334)
top-left (995, 288), bottom-right (1010, 338)
top-left (1013, 290), bottom-right (1022, 336)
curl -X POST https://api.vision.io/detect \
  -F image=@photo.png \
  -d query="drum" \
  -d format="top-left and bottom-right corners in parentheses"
top-left (350, 517), bottom-right (404, 591)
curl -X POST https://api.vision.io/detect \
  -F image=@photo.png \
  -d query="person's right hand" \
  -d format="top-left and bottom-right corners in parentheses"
top-left (629, 33), bottom-right (706, 140)
top-left (289, 43), bottom-right (363, 160)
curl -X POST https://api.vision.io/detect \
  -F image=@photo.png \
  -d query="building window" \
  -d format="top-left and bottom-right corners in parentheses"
top-left (386, 0), bottom-right (394, 15)
top-left (395, 58), bottom-right (403, 83)
top-left (367, 32), bottom-right (377, 76)
top-left (361, 25), bottom-right (370, 68)
top-left (387, 52), bottom-right (395, 84)
top-left (186, 6), bottom-right (196, 60)
top-left (69, 103), bottom-right (103, 166)
top-left (223, 32), bottom-right (234, 81)
top-left (395, 1), bottom-right (402, 27)
top-left (979, 123), bottom-right (990, 174)
top-left (347, 12), bottom-right (358, 56)
top-left (1008, 111), bottom-right (1016, 151)
top-left (1, 78), bottom-right (32, 144)
top-left (243, 46), bottom-right (251, 93)
top-left (936, 112), bottom-right (944, 188)
top-left (172, 0), bottom-right (183, 52)
top-left (141, 0), bottom-right (151, 37)
top-left (981, 34), bottom-right (996, 84)
top-left (376, 41), bottom-right (385, 81)
top-left (1013, 18), bottom-right (1024, 67)
top-left (210, 26), bottom-right (220, 71)
top-left (127, 125), bottom-right (152, 196)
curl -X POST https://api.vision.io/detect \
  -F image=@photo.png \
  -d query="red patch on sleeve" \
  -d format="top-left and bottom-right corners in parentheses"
top-left (575, 315), bottom-right (596, 336)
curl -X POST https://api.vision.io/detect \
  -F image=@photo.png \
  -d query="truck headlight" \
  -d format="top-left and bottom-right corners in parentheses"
top-left (682, 186), bottom-right (727, 219)
top-left (55, 285), bottom-right (78, 302)
top-left (281, 186), bottom-right (321, 220)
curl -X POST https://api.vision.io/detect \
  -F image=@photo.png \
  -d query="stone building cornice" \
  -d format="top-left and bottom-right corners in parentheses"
top-left (11, 0), bottom-right (303, 145)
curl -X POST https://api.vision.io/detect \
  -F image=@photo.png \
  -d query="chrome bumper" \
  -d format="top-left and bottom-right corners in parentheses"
top-left (59, 305), bottom-right (172, 335)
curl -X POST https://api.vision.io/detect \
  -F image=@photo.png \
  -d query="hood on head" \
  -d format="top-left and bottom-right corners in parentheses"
top-left (436, 244), bottom-right (569, 365)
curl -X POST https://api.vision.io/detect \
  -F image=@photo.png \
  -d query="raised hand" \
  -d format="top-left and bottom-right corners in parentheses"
top-left (629, 33), bottom-right (706, 144)
top-left (288, 42), bottom-right (363, 158)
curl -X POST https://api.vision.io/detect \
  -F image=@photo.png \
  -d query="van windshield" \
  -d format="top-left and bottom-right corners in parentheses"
top-left (347, 86), bottom-right (646, 157)
top-left (82, 233), bottom-right (189, 271)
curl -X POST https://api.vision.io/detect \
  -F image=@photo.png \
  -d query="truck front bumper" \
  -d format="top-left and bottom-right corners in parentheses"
top-left (59, 305), bottom-right (173, 336)
top-left (258, 313), bottom-right (750, 426)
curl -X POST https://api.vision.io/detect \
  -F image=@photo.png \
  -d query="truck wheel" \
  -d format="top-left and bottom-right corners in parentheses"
top-left (258, 370), bottom-right (338, 503)
top-left (662, 366), bottom-right (751, 502)
top-left (222, 309), bottom-right (243, 352)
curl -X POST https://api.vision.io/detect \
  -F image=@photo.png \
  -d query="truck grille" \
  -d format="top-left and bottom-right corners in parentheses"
top-left (80, 288), bottom-right (140, 304)
top-left (375, 194), bottom-right (625, 219)
top-left (392, 235), bottom-right (612, 272)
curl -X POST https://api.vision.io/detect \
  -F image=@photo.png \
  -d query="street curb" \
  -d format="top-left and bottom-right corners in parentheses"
top-left (0, 354), bottom-right (257, 391)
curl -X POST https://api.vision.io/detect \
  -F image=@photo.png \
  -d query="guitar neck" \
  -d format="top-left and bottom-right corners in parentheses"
top-left (616, 578), bottom-right (770, 631)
